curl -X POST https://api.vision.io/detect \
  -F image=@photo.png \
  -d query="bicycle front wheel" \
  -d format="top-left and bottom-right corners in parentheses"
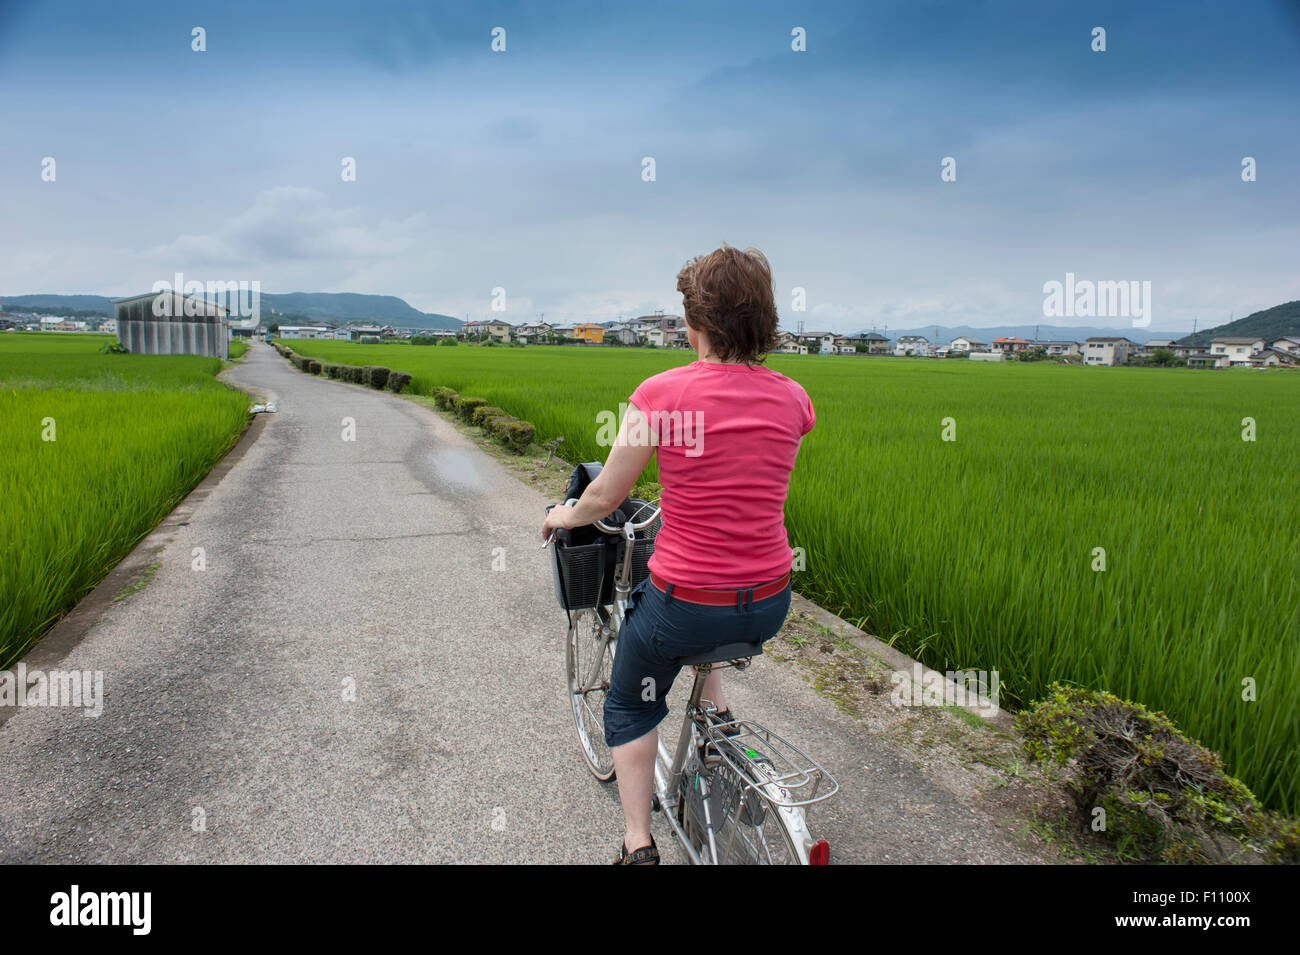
top-left (566, 608), bottom-right (616, 781)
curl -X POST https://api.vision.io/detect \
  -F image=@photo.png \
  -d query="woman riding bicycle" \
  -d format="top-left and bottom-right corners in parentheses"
top-left (540, 245), bottom-right (815, 864)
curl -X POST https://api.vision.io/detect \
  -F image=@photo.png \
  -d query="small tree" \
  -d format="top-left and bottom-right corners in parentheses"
top-left (1151, 348), bottom-right (1175, 366)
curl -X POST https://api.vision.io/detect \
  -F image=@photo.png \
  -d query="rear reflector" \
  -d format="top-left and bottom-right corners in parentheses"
top-left (809, 840), bottom-right (829, 865)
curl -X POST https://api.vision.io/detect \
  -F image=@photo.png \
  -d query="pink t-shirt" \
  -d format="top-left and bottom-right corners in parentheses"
top-left (628, 360), bottom-right (815, 588)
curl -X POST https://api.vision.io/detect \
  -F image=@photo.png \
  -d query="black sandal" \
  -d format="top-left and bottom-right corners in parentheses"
top-left (613, 836), bottom-right (660, 865)
top-left (713, 707), bottom-right (742, 737)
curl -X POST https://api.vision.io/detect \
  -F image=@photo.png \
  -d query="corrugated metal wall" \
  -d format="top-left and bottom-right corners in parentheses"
top-left (116, 297), bottom-right (228, 358)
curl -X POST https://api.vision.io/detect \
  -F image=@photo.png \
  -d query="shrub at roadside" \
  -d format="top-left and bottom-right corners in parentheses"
top-left (368, 366), bottom-right (390, 389)
top-left (454, 396), bottom-right (488, 421)
top-left (386, 371), bottom-right (413, 393)
top-left (308, 360), bottom-right (322, 375)
top-left (470, 405), bottom-right (507, 427)
top-left (433, 387), bottom-right (458, 410)
top-left (493, 419), bottom-right (535, 453)
top-left (1019, 684), bottom-right (1297, 864)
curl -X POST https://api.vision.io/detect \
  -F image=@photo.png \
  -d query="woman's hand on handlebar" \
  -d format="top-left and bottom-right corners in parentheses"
top-left (541, 503), bottom-right (576, 542)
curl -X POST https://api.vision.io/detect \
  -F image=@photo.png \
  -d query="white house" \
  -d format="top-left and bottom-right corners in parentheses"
top-left (604, 323), bottom-right (639, 345)
top-left (895, 335), bottom-right (932, 357)
top-left (1186, 352), bottom-right (1230, 369)
top-left (1138, 338), bottom-right (1176, 355)
top-left (1084, 337), bottom-right (1133, 366)
top-left (1270, 336), bottom-right (1300, 356)
top-left (1040, 341), bottom-right (1080, 356)
top-left (948, 337), bottom-right (987, 353)
top-left (513, 322), bottom-right (553, 342)
top-left (1210, 337), bottom-right (1266, 365)
top-left (277, 325), bottom-right (331, 339)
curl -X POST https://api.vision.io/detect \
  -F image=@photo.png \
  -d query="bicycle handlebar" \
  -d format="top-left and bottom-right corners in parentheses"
top-left (566, 497), bottom-right (661, 535)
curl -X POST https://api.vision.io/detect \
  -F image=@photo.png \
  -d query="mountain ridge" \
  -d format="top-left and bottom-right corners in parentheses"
top-left (0, 292), bottom-right (463, 330)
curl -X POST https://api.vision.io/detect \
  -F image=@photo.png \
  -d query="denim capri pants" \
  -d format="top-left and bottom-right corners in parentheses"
top-left (603, 574), bottom-right (793, 748)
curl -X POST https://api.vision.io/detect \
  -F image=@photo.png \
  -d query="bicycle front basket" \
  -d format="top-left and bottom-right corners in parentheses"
top-left (551, 537), bottom-right (611, 611)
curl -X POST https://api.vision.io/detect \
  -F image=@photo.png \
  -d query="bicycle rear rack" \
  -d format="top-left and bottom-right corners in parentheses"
top-left (702, 719), bottom-right (838, 809)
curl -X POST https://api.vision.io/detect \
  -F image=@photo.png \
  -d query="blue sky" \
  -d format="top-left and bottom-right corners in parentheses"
top-left (1, 0), bottom-right (1297, 332)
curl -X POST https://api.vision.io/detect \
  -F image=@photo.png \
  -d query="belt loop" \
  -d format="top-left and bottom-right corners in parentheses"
top-left (746, 587), bottom-right (754, 611)
top-left (735, 589), bottom-right (742, 610)
top-left (664, 582), bottom-right (674, 604)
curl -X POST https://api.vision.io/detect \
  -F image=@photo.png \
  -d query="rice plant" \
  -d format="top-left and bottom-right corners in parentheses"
top-left (0, 333), bottom-right (250, 668)
top-left (289, 339), bottom-right (1300, 813)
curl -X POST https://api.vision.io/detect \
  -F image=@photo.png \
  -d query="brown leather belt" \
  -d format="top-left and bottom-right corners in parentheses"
top-left (649, 571), bottom-right (791, 606)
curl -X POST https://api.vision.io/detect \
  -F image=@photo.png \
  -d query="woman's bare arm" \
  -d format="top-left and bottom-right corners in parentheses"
top-left (541, 402), bottom-right (655, 537)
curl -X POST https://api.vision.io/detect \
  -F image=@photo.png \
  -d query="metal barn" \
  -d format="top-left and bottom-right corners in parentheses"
top-left (113, 291), bottom-right (229, 359)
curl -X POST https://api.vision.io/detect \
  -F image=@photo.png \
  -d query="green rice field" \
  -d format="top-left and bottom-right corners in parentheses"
top-left (0, 333), bottom-right (250, 668)
top-left (286, 339), bottom-right (1300, 813)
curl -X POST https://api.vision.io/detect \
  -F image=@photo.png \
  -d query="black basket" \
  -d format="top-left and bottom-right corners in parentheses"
top-left (549, 499), bottom-right (659, 611)
top-left (552, 538), bottom-right (613, 611)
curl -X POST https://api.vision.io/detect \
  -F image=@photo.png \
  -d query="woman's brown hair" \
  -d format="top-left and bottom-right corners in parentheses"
top-left (676, 244), bottom-right (780, 364)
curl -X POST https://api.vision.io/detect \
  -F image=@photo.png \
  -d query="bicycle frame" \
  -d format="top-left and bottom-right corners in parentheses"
top-left (578, 499), bottom-right (832, 865)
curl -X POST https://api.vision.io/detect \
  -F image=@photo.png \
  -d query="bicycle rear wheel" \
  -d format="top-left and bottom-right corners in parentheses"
top-left (703, 753), bottom-right (810, 864)
top-left (567, 608), bottom-right (616, 781)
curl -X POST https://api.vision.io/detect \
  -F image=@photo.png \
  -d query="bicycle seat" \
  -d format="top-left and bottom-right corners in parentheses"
top-left (676, 642), bottom-right (765, 666)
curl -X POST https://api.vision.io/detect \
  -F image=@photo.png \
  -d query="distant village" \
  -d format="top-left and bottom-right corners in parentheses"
top-left (3, 305), bottom-right (1297, 370)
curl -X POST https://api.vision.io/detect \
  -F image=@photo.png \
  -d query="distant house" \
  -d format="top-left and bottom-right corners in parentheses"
top-left (991, 337), bottom-right (1033, 355)
top-left (277, 325), bottom-right (332, 339)
top-left (571, 323), bottom-right (605, 344)
top-left (462, 320), bottom-right (512, 343)
top-left (1039, 341), bottom-right (1080, 356)
top-left (858, 332), bottom-right (890, 355)
top-left (1138, 338), bottom-right (1176, 355)
top-left (634, 313), bottom-right (684, 335)
top-left (1170, 343), bottom-right (1201, 358)
top-left (1270, 336), bottom-right (1300, 356)
top-left (1249, 349), bottom-right (1296, 368)
top-left (795, 332), bottom-right (836, 353)
top-left (1083, 337), bottom-right (1133, 366)
top-left (347, 323), bottom-right (387, 341)
top-left (832, 337), bottom-right (857, 355)
top-left (948, 337), bottom-right (987, 353)
top-left (895, 335), bottom-right (932, 357)
top-left (1210, 337), bottom-right (1266, 366)
top-left (604, 323), bottom-right (639, 345)
top-left (1186, 352), bottom-right (1230, 369)
top-left (777, 339), bottom-right (808, 354)
top-left (514, 322), bottom-right (553, 342)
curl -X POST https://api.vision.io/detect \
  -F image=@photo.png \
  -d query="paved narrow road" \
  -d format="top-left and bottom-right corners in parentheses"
top-left (0, 341), bottom-right (1049, 863)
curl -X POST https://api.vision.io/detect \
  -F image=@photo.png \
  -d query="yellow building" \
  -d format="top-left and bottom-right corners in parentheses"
top-left (572, 323), bottom-right (604, 344)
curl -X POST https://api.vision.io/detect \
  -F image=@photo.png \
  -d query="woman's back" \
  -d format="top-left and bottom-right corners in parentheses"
top-left (630, 359), bottom-right (815, 588)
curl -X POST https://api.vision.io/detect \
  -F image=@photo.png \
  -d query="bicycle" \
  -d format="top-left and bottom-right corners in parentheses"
top-left (548, 496), bottom-right (837, 865)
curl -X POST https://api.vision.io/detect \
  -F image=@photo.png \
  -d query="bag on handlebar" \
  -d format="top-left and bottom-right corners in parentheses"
top-left (549, 462), bottom-right (659, 612)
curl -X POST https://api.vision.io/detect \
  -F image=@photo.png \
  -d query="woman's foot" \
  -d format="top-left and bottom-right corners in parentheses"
top-left (613, 835), bottom-right (659, 864)
top-left (713, 707), bottom-right (742, 737)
